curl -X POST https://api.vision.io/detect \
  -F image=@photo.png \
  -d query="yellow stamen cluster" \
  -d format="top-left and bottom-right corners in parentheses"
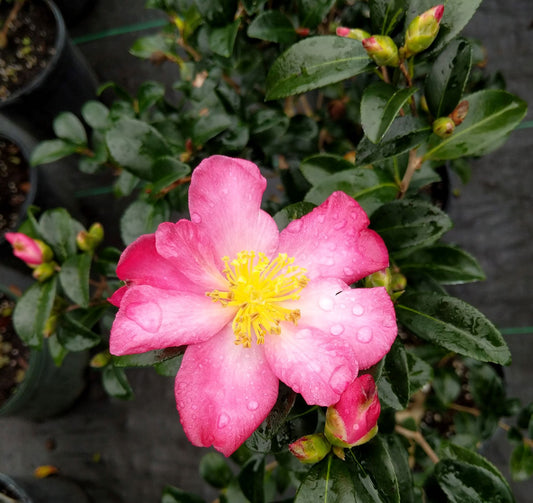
top-left (207, 251), bottom-right (308, 347)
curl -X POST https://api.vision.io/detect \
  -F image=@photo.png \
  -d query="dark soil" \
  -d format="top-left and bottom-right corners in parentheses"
top-left (0, 292), bottom-right (29, 407)
top-left (0, 0), bottom-right (57, 101)
top-left (0, 137), bottom-right (31, 239)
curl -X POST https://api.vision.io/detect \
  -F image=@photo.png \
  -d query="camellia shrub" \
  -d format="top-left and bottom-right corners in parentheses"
top-left (8, 0), bottom-right (533, 501)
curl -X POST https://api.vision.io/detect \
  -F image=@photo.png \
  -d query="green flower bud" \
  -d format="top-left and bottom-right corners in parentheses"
top-left (32, 261), bottom-right (58, 282)
top-left (43, 313), bottom-right (58, 337)
top-left (77, 222), bottom-right (104, 252)
top-left (90, 351), bottom-right (112, 369)
top-left (362, 36), bottom-right (400, 67)
top-left (336, 27), bottom-right (370, 42)
top-left (36, 239), bottom-right (54, 263)
top-left (288, 433), bottom-right (331, 464)
top-left (364, 268), bottom-right (392, 292)
top-left (390, 271), bottom-right (407, 292)
top-left (432, 116), bottom-right (455, 138)
top-left (404, 5), bottom-right (444, 57)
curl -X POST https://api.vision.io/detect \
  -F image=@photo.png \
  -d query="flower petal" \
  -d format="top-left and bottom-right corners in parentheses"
top-left (188, 156), bottom-right (279, 259)
top-left (155, 220), bottom-right (226, 292)
top-left (279, 191), bottom-right (388, 283)
top-left (264, 322), bottom-right (358, 406)
top-left (175, 327), bottom-right (279, 456)
top-left (116, 234), bottom-right (191, 290)
top-left (109, 285), bottom-right (234, 355)
top-left (295, 278), bottom-right (397, 369)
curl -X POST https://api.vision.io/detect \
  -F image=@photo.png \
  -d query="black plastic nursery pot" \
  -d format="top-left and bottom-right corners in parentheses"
top-left (0, 0), bottom-right (97, 138)
top-left (0, 473), bottom-right (32, 503)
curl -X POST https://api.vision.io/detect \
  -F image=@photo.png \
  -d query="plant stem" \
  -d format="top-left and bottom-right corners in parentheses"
top-left (398, 149), bottom-right (422, 198)
top-left (395, 424), bottom-right (440, 464)
top-left (0, 0), bottom-right (26, 49)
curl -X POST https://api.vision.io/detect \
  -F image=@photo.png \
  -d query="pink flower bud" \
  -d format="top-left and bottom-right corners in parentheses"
top-left (5, 232), bottom-right (50, 266)
top-left (362, 35), bottom-right (400, 67)
top-left (324, 374), bottom-right (380, 448)
top-left (289, 433), bottom-right (331, 464)
top-left (404, 5), bottom-right (444, 57)
top-left (336, 27), bottom-right (370, 42)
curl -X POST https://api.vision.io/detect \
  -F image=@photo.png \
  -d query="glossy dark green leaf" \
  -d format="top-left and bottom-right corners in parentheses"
top-left (250, 109), bottom-right (289, 144)
top-left (424, 90), bottom-right (528, 161)
top-left (369, 0), bottom-right (406, 35)
top-left (300, 154), bottom-right (355, 185)
top-left (137, 81), bottom-right (166, 114)
top-left (199, 452), bottom-right (233, 489)
top-left (425, 38), bottom-right (472, 118)
top-left (273, 202), bottom-right (316, 231)
top-left (510, 444), bottom-right (533, 482)
top-left (295, 455), bottom-right (357, 502)
top-left (47, 333), bottom-right (69, 366)
top-left (247, 11), bottom-right (296, 44)
top-left (385, 435), bottom-right (415, 503)
top-left (468, 363), bottom-right (506, 414)
top-left (361, 82), bottom-right (418, 143)
top-left (39, 208), bottom-right (82, 262)
top-left (130, 33), bottom-right (174, 59)
top-left (81, 100), bottom-right (111, 130)
top-left (208, 19), bottom-right (241, 57)
top-left (378, 339), bottom-right (410, 410)
top-left (120, 199), bottom-right (170, 245)
top-left (298, 0), bottom-right (336, 28)
top-left (406, 351), bottom-right (433, 396)
top-left (58, 253), bottom-right (91, 308)
top-left (106, 118), bottom-right (172, 180)
top-left (433, 367), bottom-right (462, 406)
top-left (13, 277), bottom-right (57, 348)
top-left (396, 292), bottom-right (512, 365)
top-left (195, 0), bottom-right (237, 26)
top-left (30, 139), bottom-right (79, 166)
top-left (150, 157), bottom-right (191, 194)
top-left (102, 365), bottom-right (133, 400)
top-left (113, 347), bottom-right (185, 368)
top-left (356, 117), bottom-right (431, 166)
top-left (398, 244), bottom-right (485, 285)
top-left (370, 200), bottom-right (452, 258)
top-left (305, 167), bottom-right (397, 216)
top-left (265, 36), bottom-right (372, 100)
top-left (57, 312), bottom-right (101, 351)
top-left (238, 457), bottom-right (265, 503)
top-left (161, 485), bottom-right (205, 503)
top-left (53, 112), bottom-right (87, 145)
top-left (241, 0), bottom-right (266, 14)
top-left (193, 113), bottom-right (233, 144)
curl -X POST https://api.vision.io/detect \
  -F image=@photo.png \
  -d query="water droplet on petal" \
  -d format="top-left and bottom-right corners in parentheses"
top-left (125, 301), bottom-right (162, 333)
top-left (191, 212), bottom-right (202, 223)
top-left (247, 400), bottom-right (259, 411)
top-left (343, 267), bottom-right (354, 276)
top-left (317, 214), bottom-right (325, 223)
top-left (352, 423), bottom-right (360, 431)
top-left (352, 304), bottom-right (365, 316)
top-left (217, 412), bottom-right (230, 429)
top-left (357, 326), bottom-right (373, 343)
top-left (329, 366), bottom-right (350, 394)
top-left (319, 297), bottom-right (334, 311)
top-left (330, 324), bottom-right (344, 335)
top-left (319, 257), bottom-right (335, 266)
top-left (334, 220), bottom-right (346, 230)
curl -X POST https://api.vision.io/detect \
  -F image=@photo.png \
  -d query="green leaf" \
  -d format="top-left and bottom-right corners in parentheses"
top-left (150, 157), bottom-right (191, 194)
top-left (30, 139), bottom-right (79, 166)
top-left (424, 90), bottom-right (528, 161)
top-left (113, 169), bottom-right (140, 198)
top-left (208, 19), bottom-right (241, 57)
top-left (378, 338), bottom-right (410, 410)
top-left (298, 0), bottom-right (336, 29)
top-left (102, 365), bottom-right (133, 400)
top-left (57, 312), bottom-right (101, 351)
top-left (510, 444), bottom-right (533, 482)
top-left (53, 112), bottom-right (87, 145)
top-left (161, 485), bottom-right (205, 503)
top-left (247, 11), bottom-right (296, 44)
top-left (120, 199), bottom-right (170, 245)
top-left (425, 38), bottom-right (472, 118)
top-left (199, 452), bottom-right (233, 489)
top-left (137, 81), bottom-right (166, 115)
top-left (38, 208), bottom-right (82, 262)
top-left (305, 167), bottom-right (397, 216)
top-left (58, 253), bottom-right (91, 308)
top-left (130, 33), bottom-right (174, 59)
top-left (396, 292), bottom-right (512, 365)
top-left (398, 244), bottom-right (485, 285)
top-left (370, 200), bottom-right (452, 258)
top-left (361, 82), bottom-right (418, 143)
top-left (273, 202), bottom-right (316, 231)
top-left (47, 333), bottom-right (69, 366)
top-left (195, 0), bottom-right (237, 26)
top-left (300, 154), bottom-right (355, 185)
top-left (369, 0), bottom-right (406, 35)
top-left (193, 113), bottom-right (233, 144)
top-left (13, 277), bottom-right (57, 348)
top-left (295, 455), bottom-right (357, 502)
top-left (406, 351), bottom-right (433, 396)
top-left (106, 118), bottom-right (172, 181)
top-left (81, 100), bottom-right (111, 130)
top-left (385, 434), bottom-right (415, 503)
top-left (468, 363), bottom-right (506, 414)
top-left (265, 36), bottom-right (373, 100)
top-left (432, 367), bottom-right (461, 406)
top-left (113, 347), bottom-right (185, 368)
top-left (238, 457), bottom-right (265, 503)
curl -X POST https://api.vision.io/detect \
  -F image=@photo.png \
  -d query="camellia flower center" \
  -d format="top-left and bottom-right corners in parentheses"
top-left (207, 251), bottom-right (309, 347)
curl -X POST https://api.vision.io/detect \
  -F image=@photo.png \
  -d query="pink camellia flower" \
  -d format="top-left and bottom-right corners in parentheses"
top-left (324, 374), bottom-right (380, 448)
top-left (5, 232), bottom-right (47, 265)
top-left (109, 155), bottom-right (397, 456)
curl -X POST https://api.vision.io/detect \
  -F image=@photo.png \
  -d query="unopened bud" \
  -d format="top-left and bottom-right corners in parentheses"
top-left (77, 222), bottom-right (104, 252)
top-left (365, 268), bottom-right (392, 292)
top-left (449, 100), bottom-right (469, 125)
top-left (432, 116), bottom-right (455, 138)
top-left (362, 36), bottom-right (400, 67)
top-left (336, 27), bottom-right (370, 42)
top-left (390, 272), bottom-right (407, 292)
top-left (404, 5), bottom-right (444, 57)
top-left (90, 351), bottom-right (112, 368)
top-left (32, 261), bottom-right (58, 282)
top-left (288, 433), bottom-right (331, 464)
top-left (43, 313), bottom-right (58, 337)
top-left (5, 232), bottom-right (52, 266)
top-left (324, 374), bottom-right (380, 449)
top-left (295, 27), bottom-right (310, 37)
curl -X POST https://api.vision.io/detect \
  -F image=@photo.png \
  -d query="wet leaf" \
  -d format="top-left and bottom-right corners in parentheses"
top-left (247, 11), bottom-right (296, 44)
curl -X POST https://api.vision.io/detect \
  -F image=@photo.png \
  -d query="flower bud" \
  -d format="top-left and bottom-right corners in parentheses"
top-left (90, 351), bottom-right (112, 369)
top-left (5, 232), bottom-right (52, 266)
top-left (336, 27), bottom-right (370, 42)
top-left (288, 433), bottom-right (331, 464)
top-left (364, 268), bottom-right (392, 292)
top-left (324, 374), bottom-right (380, 448)
top-left (77, 222), bottom-right (104, 252)
top-left (404, 5), bottom-right (444, 57)
top-left (390, 271), bottom-right (407, 292)
top-left (43, 313), bottom-right (58, 337)
top-left (362, 36), bottom-right (400, 67)
top-left (32, 261), bottom-right (58, 282)
top-left (449, 100), bottom-right (469, 126)
top-left (432, 116), bottom-right (455, 138)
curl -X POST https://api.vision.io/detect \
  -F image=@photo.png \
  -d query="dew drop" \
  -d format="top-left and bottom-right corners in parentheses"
top-left (317, 214), bottom-right (325, 224)
top-left (125, 301), bottom-right (162, 333)
top-left (352, 304), bottom-right (365, 316)
top-left (334, 220), bottom-right (346, 230)
top-left (318, 297), bottom-right (334, 311)
top-left (329, 366), bottom-right (350, 394)
top-left (352, 423), bottom-right (360, 431)
top-left (217, 412), bottom-right (230, 429)
top-left (330, 324), bottom-right (344, 335)
top-left (319, 257), bottom-right (335, 266)
top-left (357, 326), bottom-right (373, 343)
top-left (343, 266), bottom-right (354, 276)
top-left (247, 400), bottom-right (259, 411)
top-left (191, 212), bottom-right (202, 223)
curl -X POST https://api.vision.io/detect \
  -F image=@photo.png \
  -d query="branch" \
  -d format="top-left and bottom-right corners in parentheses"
top-left (398, 149), bottom-right (422, 198)
top-left (395, 424), bottom-right (440, 464)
